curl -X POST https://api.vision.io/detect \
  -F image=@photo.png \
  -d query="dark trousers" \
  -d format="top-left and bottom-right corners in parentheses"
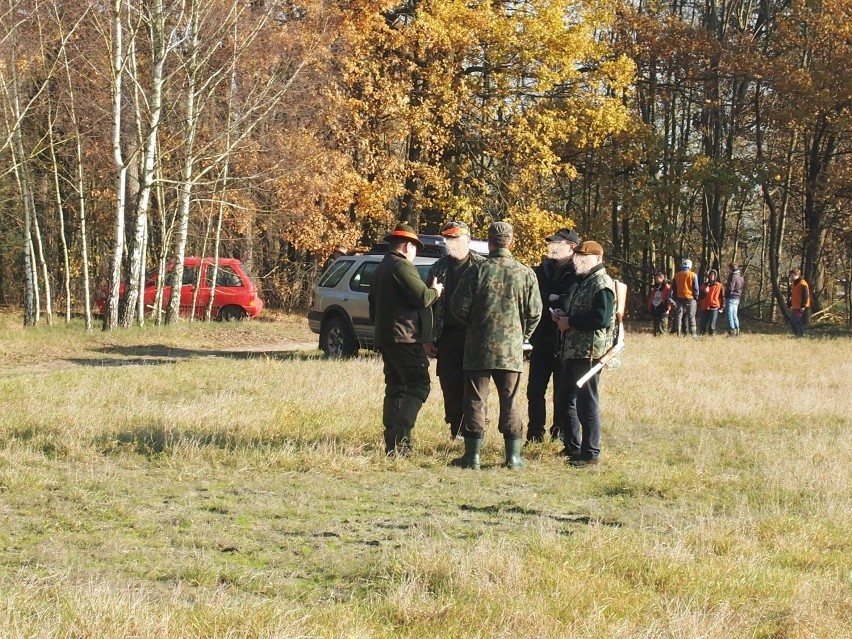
top-left (436, 327), bottom-right (466, 437)
top-left (526, 346), bottom-right (562, 441)
top-left (651, 305), bottom-right (668, 336)
top-left (461, 370), bottom-right (523, 440)
top-left (700, 308), bottom-right (721, 335)
top-left (379, 343), bottom-right (431, 452)
top-left (557, 358), bottom-right (602, 459)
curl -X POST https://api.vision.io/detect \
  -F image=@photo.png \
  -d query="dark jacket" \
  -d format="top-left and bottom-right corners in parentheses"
top-left (725, 269), bottom-right (744, 299)
top-left (528, 258), bottom-right (579, 349)
top-left (425, 251), bottom-right (485, 341)
top-left (369, 251), bottom-right (439, 348)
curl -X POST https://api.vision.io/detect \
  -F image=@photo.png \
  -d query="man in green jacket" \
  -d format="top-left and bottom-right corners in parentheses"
top-left (554, 240), bottom-right (616, 466)
top-left (424, 221), bottom-right (485, 440)
top-left (449, 221), bottom-right (542, 469)
top-left (369, 224), bottom-right (444, 456)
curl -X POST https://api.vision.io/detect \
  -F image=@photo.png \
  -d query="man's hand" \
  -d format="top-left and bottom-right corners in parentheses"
top-left (556, 316), bottom-right (570, 332)
top-left (423, 342), bottom-right (437, 358)
top-left (430, 277), bottom-right (444, 297)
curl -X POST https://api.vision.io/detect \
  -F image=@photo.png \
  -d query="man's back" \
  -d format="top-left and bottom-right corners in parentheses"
top-left (450, 249), bottom-right (542, 372)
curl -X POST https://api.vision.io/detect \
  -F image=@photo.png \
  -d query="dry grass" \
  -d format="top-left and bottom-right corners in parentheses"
top-left (0, 315), bottom-right (850, 638)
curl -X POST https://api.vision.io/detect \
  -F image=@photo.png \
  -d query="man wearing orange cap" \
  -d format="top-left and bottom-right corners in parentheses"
top-left (425, 221), bottom-right (485, 439)
top-left (369, 224), bottom-right (444, 455)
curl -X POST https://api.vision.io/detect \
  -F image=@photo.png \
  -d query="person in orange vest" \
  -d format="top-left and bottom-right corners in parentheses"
top-left (647, 271), bottom-right (672, 336)
top-left (699, 269), bottom-right (725, 335)
top-left (788, 268), bottom-right (810, 337)
top-left (671, 258), bottom-right (699, 336)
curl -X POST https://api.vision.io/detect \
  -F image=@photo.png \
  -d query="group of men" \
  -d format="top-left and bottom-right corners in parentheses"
top-left (368, 221), bottom-right (617, 469)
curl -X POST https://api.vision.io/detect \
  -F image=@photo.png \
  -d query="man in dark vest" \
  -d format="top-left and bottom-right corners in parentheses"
top-left (526, 228), bottom-right (580, 443)
top-left (554, 240), bottom-right (616, 466)
top-left (449, 222), bottom-right (542, 470)
top-left (369, 224), bottom-right (444, 455)
top-left (425, 221), bottom-right (485, 439)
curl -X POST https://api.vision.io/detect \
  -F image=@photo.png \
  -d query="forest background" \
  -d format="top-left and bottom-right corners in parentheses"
top-left (1, 0), bottom-right (850, 330)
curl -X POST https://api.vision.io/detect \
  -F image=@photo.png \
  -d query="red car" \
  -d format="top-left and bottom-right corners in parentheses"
top-left (97, 257), bottom-right (263, 320)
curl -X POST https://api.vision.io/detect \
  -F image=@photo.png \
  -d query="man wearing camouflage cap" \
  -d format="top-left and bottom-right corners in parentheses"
top-left (425, 221), bottom-right (485, 440)
top-left (369, 224), bottom-right (444, 456)
top-left (449, 221), bottom-right (542, 469)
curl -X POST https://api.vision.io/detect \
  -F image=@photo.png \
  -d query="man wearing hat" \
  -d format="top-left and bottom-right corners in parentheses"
top-left (554, 240), bottom-right (616, 466)
top-left (671, 258), bottom-right (699, 337)
top-left (526, 227), bottom-right (581, 443)
top-left (425, 221), bottom-right (485, 439)
top-left (449, 221), bottom-right (542, 470)
top-left (369, 224), bottom-right (444, 455)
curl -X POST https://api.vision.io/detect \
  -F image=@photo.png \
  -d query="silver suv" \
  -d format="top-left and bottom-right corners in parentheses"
top-left (308, 254), bottom-right (438, 357)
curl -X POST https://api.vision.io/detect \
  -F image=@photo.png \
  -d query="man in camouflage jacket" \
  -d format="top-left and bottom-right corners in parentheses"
top-left (554, 240), bottom-right (616, 466)
top-left (369, 224), bottom-right (443, 456)
top-left (449, 222), bottom-right (542, 469)
top-left (424, 221), bottom-right (485, 440)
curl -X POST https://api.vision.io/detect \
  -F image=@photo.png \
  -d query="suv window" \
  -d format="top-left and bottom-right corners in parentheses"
top-left (182, 267), bottom-right (199, 286)
top-left (349, 261), bottom-right (379, 293)
top-left (206, 265), bottom-right (242, 287)
top-left (318, 259), bottom-right (354, 288)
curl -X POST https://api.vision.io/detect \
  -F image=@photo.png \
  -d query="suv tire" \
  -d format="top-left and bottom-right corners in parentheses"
top-left (321, 316), bottom-right (358, 358)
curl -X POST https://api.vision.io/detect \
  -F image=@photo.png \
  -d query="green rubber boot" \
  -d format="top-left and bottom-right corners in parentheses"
top-left (450, 437), bottom-right (482, 470)
top-left (504, 437), bottom-right (525, 470)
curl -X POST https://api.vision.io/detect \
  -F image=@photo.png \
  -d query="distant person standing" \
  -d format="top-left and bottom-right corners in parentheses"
top-left (647, 271), bottom-right (672, 336)
top-left (554, 241), bottom-right (616, 466)
top-left (788, 268), bottom-right (810, 338)
top-left (369, 224), bottom-right (443, 456)
top-left (724, 263), bottom-right (745, 336)
top-left (671, 258), bottom-right (699, 337)
top-left (321, 244), bottom-right (348, 272)
top-left (424, 221), bottom-right (484, 439)
top-left (450, 222), bottom-right (542, 470)
top-left (699, 269), bottom-right (725, 336)
top-left (526, 228), bottom-right (581, 443)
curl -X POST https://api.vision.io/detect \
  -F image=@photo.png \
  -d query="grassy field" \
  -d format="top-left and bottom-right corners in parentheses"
top-left (0, 313), bottom-right (850, 638)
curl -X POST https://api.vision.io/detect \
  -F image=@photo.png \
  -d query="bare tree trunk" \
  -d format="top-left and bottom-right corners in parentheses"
top-left (123, 0), bottom-right (170, 327)
top-left (166, 1), bottom-right (200, 325)
top-left (104, 0), bottom-right (129, 331)
top-left (46, 95), bottom-right (72, 323)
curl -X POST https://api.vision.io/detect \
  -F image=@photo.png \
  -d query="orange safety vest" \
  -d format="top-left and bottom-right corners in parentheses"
top-left (790, 279), bottom-right (810, 309)
top-left (673, 269), bottom-right (697, 300)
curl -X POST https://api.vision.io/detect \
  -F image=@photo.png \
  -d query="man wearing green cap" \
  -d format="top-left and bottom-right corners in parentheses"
top-left (425, 221), bottom-right (485, 440)
top-left (369, 224), bottom-right (444, 456)
top-left (449, 221), bottom-right (542, 469)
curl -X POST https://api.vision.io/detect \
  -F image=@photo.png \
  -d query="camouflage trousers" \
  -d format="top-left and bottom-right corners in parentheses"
top-left (461, 370), bottom-right (523, 440)
top-left (379, 343), bottom-right (431, 454)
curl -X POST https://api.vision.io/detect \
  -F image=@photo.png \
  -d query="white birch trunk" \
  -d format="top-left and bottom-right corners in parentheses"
top-left (104, 0), bottom-right (128, 331)
top-left (123, 0), bottom-right (169, 327)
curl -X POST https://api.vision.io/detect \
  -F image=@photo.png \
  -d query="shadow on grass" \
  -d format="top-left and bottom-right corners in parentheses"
top-left (66, 344), bottom-right (325, 367)
top-left (459, 503), bottom-right (622, 527)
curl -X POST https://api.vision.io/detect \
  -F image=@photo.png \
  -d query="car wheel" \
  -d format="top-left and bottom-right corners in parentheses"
top-left (219, 305), bottom-right (247, 321)
top-left (320, 316), bottom-right (358, 358)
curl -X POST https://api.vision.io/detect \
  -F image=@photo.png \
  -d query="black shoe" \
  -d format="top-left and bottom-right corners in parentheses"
top-left (568, 455), bottom-right (600, 467)
top-left (526, 433), bottom-right (545, 444)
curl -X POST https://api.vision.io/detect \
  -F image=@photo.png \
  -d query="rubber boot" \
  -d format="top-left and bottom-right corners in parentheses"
top-left (504, 437), bottom-right (525, 470)
top-left (450, 437), bottom-right (482, 469)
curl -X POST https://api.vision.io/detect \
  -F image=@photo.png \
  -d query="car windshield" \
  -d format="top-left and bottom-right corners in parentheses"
top-left (318, 259), bottom-right (354, 287)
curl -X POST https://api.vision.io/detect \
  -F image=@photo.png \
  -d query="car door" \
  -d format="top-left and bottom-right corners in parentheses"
top-left (205, 264), bottom-right (244, 316)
